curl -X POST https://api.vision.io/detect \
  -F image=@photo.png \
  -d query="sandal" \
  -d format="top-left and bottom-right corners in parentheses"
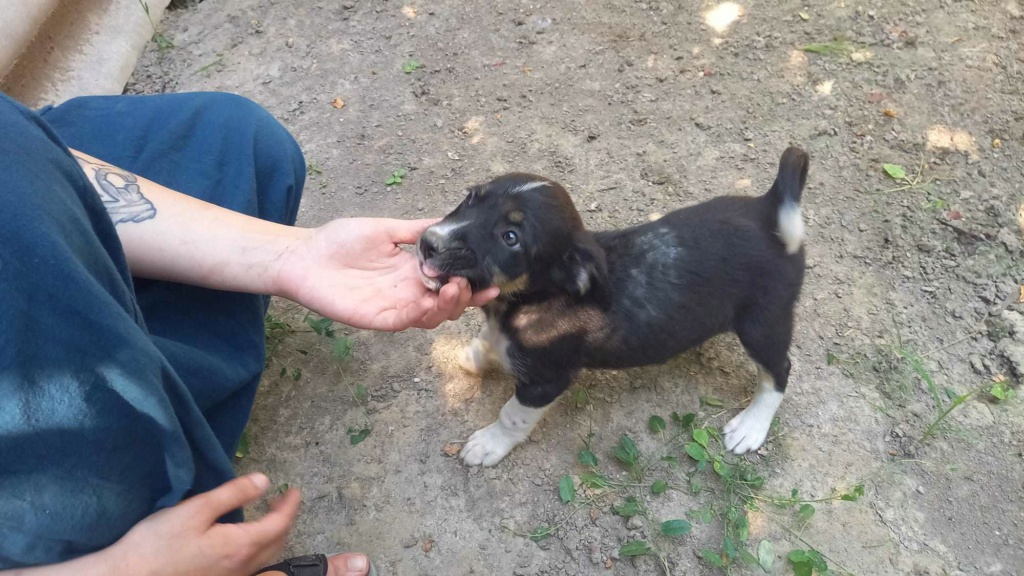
top-left (254, 553), bottom-right (377, 576)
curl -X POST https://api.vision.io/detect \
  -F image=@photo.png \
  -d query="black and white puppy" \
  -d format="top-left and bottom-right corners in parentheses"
top-left (417, 147), bottom-right (809, 466)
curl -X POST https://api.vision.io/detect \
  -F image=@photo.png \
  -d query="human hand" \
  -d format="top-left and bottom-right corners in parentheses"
top-left (275, 218), bottom-right (499, 331)
top-left (101, 473), bottom-right (299, 576)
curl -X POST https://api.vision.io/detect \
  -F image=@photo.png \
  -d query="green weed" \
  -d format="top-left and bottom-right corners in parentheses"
top-left (505, 406), bottom-right (864, 575)
top-left (402, 60), bottom-right (422, 73)
top-left (800, 40), bottom-right (855, 55)
top-left (878, 157), bottom-right (951, 194)
top-left (858, 319), bottom-right (1015, 444)
top-left (196, 56), bottom-right (224, 74)
top-left (137, 0), bottom-right (174, 49)
top-left (263, 310), bottom-right (367, 444)
top-left (385, 168), bottom-right (408, 185)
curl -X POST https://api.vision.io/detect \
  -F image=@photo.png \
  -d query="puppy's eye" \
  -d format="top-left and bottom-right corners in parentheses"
top-left (501, 230), bottom-right (520, 247)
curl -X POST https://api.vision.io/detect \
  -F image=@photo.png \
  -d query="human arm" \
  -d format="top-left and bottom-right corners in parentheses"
top-left (69, 149), bottom-right (497, 330)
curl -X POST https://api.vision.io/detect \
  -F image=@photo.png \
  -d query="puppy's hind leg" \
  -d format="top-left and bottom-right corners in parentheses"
top-left (723, 365), bottom-right (786, 454)
top-left (724, 312), bottom-right (793, 454)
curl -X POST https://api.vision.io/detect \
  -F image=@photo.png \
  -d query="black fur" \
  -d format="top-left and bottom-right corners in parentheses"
top-left (419, 148), bottom-right (809, 423)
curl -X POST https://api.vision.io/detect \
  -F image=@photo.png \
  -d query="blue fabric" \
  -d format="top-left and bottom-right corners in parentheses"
top-left (0, 92), bottom-right (305, 568)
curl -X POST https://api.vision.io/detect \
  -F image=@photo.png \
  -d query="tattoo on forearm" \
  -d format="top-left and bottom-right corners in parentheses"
top-left (73, 153), bottom-right (157, 225)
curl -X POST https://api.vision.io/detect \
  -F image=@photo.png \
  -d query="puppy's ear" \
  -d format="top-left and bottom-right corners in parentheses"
top-left (551, 232), bottom-right (611, 307)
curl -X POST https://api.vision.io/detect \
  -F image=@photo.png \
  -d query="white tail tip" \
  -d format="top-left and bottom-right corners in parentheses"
top-left (778, 201), bottom-right (804, 254)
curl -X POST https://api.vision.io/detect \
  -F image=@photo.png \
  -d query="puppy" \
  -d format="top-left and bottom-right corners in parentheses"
top-left (417, 148), bottom-right (809, 466)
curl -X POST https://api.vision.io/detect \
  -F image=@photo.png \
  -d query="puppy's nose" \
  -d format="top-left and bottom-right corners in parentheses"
top-left (419, 224), bottom-right (465, 256)
top-left (419, 232), bottom-right (439, 260)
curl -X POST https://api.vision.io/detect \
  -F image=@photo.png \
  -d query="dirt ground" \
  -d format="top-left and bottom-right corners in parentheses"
top-left (127, 0), bottom-right (1024, 574)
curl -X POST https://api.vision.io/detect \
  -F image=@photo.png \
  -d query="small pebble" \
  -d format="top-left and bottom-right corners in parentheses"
top-left (413, 377), bottom-right (422, 383)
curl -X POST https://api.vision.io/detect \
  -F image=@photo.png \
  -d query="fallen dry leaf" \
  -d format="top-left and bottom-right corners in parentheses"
top-left (1018, 285), bottom-right (1024, 304)
top-left (993, 138), bottom-right (1002, 149)
top-left (422, 538), bottom-right (434, 554)
top-left (605, 558), bottom-right (614, 570)
top-left (993, 373), bottom-right (1007, 383)
top-left (815, 79), bottom-right (835, 96)
top-left (883, 108), bottom-right (898, 118)
top-left (521, 66), bottom-right (533, 74)
top-left (330, 98), bottom-right (345, 109)
top-left (460, 116), bottom-right (484, 135)
top-left (948, 210), bottom-right (962, 221)
top-left (442, 442), bottom-right (461, 457)
top-left (798, 10), bottom-right (810, 20)
top-left (589, 508), bottom-right (600, 523)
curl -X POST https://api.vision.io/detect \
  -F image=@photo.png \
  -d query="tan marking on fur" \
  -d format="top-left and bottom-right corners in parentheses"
top-left (508, 210), bottom-right (524, 224)
top-left (493, 270), bottom-right (529, 294)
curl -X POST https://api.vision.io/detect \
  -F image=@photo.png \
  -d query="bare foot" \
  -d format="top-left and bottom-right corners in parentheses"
top-left (262, 553), bottom-right (371, 576)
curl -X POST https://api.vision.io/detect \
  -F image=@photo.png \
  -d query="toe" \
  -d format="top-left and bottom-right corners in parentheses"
top-left (327, 553), bottom-right (371, 576)
top-left (460, 444), bottom-right (483, 465)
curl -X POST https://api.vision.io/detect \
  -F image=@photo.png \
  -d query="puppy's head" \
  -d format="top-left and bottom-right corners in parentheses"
top-left (417, 173), bottom-right (609, 303)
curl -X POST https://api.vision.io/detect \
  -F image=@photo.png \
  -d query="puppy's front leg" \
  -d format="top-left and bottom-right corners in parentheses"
top-left (460, 372), bottom-right (569, 467)
top-left (459, 319), bottom-right (506, 375)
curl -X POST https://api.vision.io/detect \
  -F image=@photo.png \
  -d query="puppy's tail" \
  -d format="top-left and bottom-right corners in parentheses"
top-left (766, 147), bottom-right (810, 255)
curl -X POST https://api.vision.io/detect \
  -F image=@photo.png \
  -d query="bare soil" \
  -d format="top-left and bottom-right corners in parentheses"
top-left (128, 0), bottom-right (1024, 574)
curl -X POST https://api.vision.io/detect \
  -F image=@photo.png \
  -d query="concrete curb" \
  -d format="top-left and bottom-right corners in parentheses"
top-left (0, 0), bottom-right (171, 108)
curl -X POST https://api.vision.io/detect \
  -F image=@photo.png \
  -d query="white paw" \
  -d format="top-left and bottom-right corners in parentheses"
top-left (723, 406), bottom-right (773, 454)
top-left (459, 421), bottom-right (523, 467)
top-left (459, 339), bottom-right (491, 375)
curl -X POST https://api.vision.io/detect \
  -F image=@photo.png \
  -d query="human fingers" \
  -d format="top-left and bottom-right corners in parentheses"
top-left (382, 218), bottom-right (441, 245)
top-left (469, 286), bottom-right (501, 307)
top-left (407, 282), bottom-right (461, 329)
top-left (184, 473), bottom-right (270, 524)
top-left (446, 278), bottom-right (473, 321)
top-left (238, 485), bottom-right (301, 549)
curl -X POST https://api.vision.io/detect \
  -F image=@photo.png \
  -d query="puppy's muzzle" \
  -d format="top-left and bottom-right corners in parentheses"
top-left (417, 225), bottom-right (477, 291)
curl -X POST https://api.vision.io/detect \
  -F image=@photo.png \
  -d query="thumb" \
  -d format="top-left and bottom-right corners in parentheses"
top-left (184, 473), bottom-right (271, 524)
top-left (384, 218), bottom-right (441, 245)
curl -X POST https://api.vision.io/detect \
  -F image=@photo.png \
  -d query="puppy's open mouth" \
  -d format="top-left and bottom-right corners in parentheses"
top-left (419, 261), bottom-right (448, 292)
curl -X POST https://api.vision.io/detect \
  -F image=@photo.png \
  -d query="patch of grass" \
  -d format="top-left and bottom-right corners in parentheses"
top-left (306, 161), bottom-right (323, 176)
top-left (195, 56), bottom-right (224, 74)
top-left (137, 0), bottom-right (174, 50)
top-left (153, 32), bottom-right (175, 50)
top-left (264, 313), bottom-right (295, 362)
top-left (826, 350), bottom-right (867, 378)
top-left (263, 310), bottom-right (369, 445)
top-left (402, 59), bottom-right (422, 73)
top-left (504, 407), bottom-right (864, 575)
top-left (865, 320), bottom-right (1016, 443)
top-left (385, 168), bottom-right (408, 185)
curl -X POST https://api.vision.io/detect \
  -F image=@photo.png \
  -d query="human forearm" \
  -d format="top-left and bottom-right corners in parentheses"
top-left (70, 148), bottom-right (307, 296)
top-left (1, 547), bottom-right (116, 576)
